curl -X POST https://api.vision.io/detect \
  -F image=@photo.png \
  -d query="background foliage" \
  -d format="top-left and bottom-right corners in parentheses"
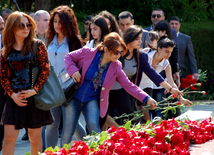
top-left (0, 0), bottom-right (214, 100)
top-left (180, 22), bottom-right (214, 100)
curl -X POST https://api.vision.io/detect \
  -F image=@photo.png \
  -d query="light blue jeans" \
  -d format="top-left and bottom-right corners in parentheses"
top-left (45, 105), bottom-right (86, 148)
top-left (61, 98), bottom-right (101, 147)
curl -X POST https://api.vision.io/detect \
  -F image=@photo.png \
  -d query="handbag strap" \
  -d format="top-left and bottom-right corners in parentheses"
top-left (34, 40), bottom-right (38, 67)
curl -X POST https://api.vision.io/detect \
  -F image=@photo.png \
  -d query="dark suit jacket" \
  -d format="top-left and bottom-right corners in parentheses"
top-left (177, 32), bottom-right (198, 79)
top-left (140, 30), bottom-right (151, 48)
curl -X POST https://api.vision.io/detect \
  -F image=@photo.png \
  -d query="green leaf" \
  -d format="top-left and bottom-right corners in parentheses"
top-left (44, 146), bottom-right (54, 152)
top-left (24, 152), bottom-right (31, 155)
top-left (145, 120), bottom-right (151, 127)
top-left (99, 131), bottom-right (107, 144)
top-left (124, 120), bottom-right (131, 131)
top-left (54, 146), bottom-right (60, 151)
top-left (89, 141), bottom-right (98, 149)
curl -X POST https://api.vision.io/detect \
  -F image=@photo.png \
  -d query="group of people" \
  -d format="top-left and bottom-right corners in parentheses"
top-left (0, 5), bottom-right (198, 155)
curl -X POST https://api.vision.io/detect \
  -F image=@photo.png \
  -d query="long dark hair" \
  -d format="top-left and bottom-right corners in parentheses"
top-left (154, 20), bottom-right (172, 40)
top-left (121, 25), bottom-right (143, 69)
top-left (98, 10), bottom-right (121, 36)
top-left (157, 36), bottom-right (175, 49)
top-left (46, 5), bottom-right (83, 51)
top-left (88, 15), bottom-right (110, 43)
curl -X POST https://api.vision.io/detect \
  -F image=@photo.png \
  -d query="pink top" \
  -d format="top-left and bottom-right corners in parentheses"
top-left (65, 46), bottom-right (148, 118)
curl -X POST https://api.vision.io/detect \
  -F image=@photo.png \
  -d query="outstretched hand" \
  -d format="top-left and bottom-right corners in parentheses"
top-left (170, 88), bottom-right (183, 97)
top-left (179, 96), bottom-right (193, 106)
top-left (147, 97), bottom-right (157, 110)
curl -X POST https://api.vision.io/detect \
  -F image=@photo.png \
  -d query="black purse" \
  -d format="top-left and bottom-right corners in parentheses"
top-left (58, 67), bottom-right (82, 107)
top-left (32, 41), bottom-right (66, 110)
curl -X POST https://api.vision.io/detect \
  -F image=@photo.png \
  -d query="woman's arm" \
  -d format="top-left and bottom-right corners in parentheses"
top-left (1, 52), bottom-right (28, 106)
top-left (33, 41), bottom-right (50, 93)
top-left (1, 53), bottom-right (15, 97)
top-left (164, 65), bottom-right (192, 104)
top-left (116, 63), bottom-right (156, 108)
top-left (165, 64), bottom-right (178, 89)
top-left (178, 95), bottom-right (192, 106)
top-left (135, 52), bottom-right (164, 86)
top-left (65, 46), bottom-right (91, 77)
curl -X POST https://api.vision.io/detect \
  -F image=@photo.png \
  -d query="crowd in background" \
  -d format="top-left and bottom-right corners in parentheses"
top-left (0, 5), bottom-right (198, 155)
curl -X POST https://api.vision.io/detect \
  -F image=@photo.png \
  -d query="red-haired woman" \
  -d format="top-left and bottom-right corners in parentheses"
top-left (62, 32), bottom-right (157, 146)
top-left (0, 12), bottom-right (53, 155)
top-left (45, 5), bottom-right (84, 148)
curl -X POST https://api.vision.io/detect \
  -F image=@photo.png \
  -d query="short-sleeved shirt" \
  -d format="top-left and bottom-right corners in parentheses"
top-left (111, 56), bottom-right (137, 90)
top-left (139, 50), bottom-right (169, 89)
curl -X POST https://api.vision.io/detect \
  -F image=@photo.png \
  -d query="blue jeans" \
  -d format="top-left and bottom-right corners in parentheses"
top-left (45, 105), bottom-right (86, 148)
top-left (42, 126), bottom-right (46, 151)
top-left (150, 88), bottom-right (165, 119)
top-left (61, 98), bottom-right (101, 147)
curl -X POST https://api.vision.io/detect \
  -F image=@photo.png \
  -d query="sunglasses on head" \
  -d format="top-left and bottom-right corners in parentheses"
top-left (152, 14), bottom-right (162, 18)
top-left (18, 23), bottom-right (32, 30)
top-left (113, 50), bottom-right (124, 56)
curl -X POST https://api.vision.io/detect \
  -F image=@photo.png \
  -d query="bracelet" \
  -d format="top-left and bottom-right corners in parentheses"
top-left (169, 87), bottom-right (172, 92)
top-left (33, 88), bottom-right (38, 94)
top-left (178, 94), bottom-right (181, 100)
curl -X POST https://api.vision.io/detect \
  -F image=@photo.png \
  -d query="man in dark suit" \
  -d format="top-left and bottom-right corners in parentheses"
top-left (169, 16), bottom-right (198, 80)
top-left (118, 11), bottom-right (151, 48)
top-left (144, 8), bottom-right (177, 44)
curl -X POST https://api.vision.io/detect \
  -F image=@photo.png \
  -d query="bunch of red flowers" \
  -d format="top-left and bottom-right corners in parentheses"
top-left (41, 117), bottom-right (214, 155)
top-left (180, 75), bottom-right (198, 90)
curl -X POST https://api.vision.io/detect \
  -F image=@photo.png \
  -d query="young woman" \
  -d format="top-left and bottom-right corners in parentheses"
top-left (152, 20), bottom-right (180, 118)
top-left (140, 36), bottom-right (192, 119)
top-left (155, 20), bottom-right (180, 87)
top-left (62, 32), bottom-right (157, 146)
top-left (108, 25), bottom-right (182, 124)
top-left (98, 10), bottom-right (121, 36)
top-left (0, 12), bottom-right (53, 155)
top-left (45, 6), bottom-right (84, 148)
top-left (86, 15), bottom-right (110, 48)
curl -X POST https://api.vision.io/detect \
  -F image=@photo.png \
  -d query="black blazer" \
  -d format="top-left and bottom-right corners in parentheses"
top-left (177, 32), bottom-right (197, 79)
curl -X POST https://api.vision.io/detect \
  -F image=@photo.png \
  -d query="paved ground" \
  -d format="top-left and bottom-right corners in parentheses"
top-left (0, 101), bottom-right (214, 155)
top-left (0, 115), bottom-right (86, 155)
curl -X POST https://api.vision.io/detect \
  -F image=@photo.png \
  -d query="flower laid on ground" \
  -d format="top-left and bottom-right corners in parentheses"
top-left (37, 70), bottom-right (211, 155)
top-left (40, 117), bottom-right (214, 155)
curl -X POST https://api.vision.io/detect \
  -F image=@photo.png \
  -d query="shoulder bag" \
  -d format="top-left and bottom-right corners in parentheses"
top-left (32, 41), bottom-right (66, 110)
top-left (58, 67), bottom-right (82, 107)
